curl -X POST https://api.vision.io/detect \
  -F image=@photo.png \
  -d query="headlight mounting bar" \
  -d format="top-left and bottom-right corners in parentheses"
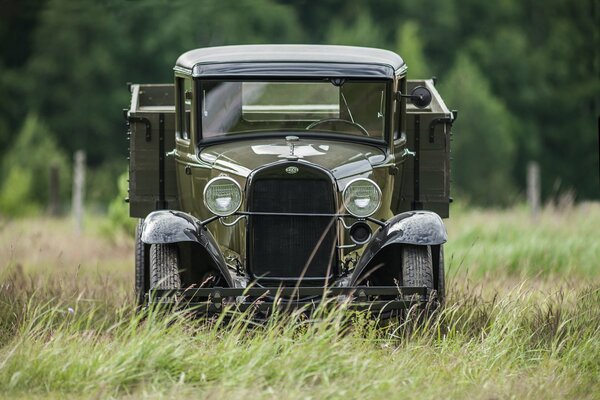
top-left (200, 211), bottom-right (386, 228)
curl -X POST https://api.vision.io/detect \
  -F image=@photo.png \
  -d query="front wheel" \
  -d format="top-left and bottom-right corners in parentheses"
top-left (134, 220), bottom-right (147, 306)
top-left (401, 245), bottom-right (434, 289)
top-left (149, 243), bottom-right (181, 290)
top-left (434, 246), bottom-right (446, 304)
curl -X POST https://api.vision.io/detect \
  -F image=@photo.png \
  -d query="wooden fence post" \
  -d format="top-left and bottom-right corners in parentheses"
top-left (72, 150), bottom-right (86, 234)
top-left (527, 161), bottom-right (540, 218)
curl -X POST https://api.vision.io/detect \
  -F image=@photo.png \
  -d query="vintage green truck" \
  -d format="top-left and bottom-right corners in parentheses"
top-left (125, 45), bottom-right (455, 314)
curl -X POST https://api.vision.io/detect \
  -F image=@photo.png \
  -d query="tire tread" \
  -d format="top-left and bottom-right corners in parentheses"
top-left (150, 244), bottom-right (181, 289)
top-left (401, 245), bottom-right (434, 289)
top-left (135, 220), bottom-right (145, 304)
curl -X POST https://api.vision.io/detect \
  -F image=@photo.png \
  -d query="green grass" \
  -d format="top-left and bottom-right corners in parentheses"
top-left (0, 204), bottom-right (599, 399)
top-left (446, 202), bottom-right (600, 278)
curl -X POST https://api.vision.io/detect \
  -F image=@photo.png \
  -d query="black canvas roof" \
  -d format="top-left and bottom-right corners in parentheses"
top-left (175, 45), bottom-right (405, 79)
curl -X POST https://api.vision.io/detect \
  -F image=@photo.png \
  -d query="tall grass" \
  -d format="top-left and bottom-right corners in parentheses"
top-left (0, 204), bottom-right (599, 398)
top-left (0, 285), bottom-right (598, 399)
top-left (446, 202), bottom-right (600, 277)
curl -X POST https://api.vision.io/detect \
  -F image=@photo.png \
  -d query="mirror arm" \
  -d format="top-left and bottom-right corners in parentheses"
top-left (396, 91), bottom-right (419, 101)
top-left (396, 86), bottom-right (432, 108)
top-left (395, 92), bottom-right (427, 104)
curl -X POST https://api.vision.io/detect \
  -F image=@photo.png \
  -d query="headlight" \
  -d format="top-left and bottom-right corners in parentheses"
top-left (343, 178), bottom-right (381, 218)
top-left (203, 177), bottom-right (242, 216)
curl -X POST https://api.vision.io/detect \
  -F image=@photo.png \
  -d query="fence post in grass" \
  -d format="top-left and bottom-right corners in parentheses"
top-left (48, 164), bottom-right (60, 216)
top-left (72, 150), bottom-right (86, 234)
top-left (527, 161), bottom-right (540, 218)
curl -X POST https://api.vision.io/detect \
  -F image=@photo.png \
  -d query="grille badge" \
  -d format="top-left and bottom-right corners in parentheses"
top-left (285, 166), bottom-right (299, 174)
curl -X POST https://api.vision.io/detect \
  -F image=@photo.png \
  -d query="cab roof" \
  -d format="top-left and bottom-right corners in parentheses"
top-left (175, 45), bottom-right (406, 79)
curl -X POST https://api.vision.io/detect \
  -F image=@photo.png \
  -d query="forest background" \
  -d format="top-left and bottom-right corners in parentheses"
top-left (0, 0), bottom-right (598, 216)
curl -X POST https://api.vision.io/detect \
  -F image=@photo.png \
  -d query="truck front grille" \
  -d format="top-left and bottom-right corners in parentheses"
top-left (247, 165), bottom-right (337, 284)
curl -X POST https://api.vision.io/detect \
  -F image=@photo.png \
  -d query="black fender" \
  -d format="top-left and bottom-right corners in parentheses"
top-left (349, 210), bottom-right (447, 285)
top-left (141, 210), bottom-right (234, 287)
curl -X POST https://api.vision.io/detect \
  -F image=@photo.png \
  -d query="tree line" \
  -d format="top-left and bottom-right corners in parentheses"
top-left (0, 0), bottom-right (598, 214)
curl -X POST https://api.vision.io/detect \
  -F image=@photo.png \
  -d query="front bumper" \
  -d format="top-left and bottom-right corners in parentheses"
top-left (148, 286), bottom-right (431, 315)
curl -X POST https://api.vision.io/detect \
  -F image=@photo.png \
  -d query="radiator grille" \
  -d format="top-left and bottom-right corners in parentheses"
top-left (248, 172), bottom-right (337, 283)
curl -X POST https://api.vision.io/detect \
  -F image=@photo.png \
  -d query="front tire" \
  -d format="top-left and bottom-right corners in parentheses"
top-left (401, 245), bottom-right (434, 289)
top-left (149, 244), bottom-right (181, 289)
top-left (135, 220), bottom-right (147, 306)
top-left (435, 246), bottom-right (446, 304)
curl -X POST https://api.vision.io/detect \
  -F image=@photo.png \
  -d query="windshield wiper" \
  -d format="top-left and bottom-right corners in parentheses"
top-left (340, 91), bottom-right (354, 123)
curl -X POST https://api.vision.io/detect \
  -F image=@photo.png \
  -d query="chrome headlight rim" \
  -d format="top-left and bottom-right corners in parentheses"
top-left (203, 176), bottom-right (243, 217)
top-left (342, 177), bottom-right (382, 218)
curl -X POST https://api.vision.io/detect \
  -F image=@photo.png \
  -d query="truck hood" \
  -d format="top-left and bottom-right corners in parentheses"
top-left (198, 137), bottom-right (387, 184)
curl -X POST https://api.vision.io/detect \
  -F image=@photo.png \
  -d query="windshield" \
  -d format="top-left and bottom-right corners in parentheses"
top-left (200, 80), bottom-right (388, 140)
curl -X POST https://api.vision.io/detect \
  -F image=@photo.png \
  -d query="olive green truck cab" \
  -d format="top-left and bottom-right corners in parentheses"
top-left (126, 45), bottom-right (455, 314)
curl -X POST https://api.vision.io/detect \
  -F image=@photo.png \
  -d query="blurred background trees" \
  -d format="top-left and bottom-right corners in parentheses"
top-left (0, 0), bottom-right (598, 215)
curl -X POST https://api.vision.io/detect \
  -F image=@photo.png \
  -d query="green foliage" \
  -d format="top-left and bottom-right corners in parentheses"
top-left (427, 0), bottom-right (599, 200)
top-left (0, 0), bottom-right (598, 208)
top-left (311, 0), bottom-right (599, 201)
top-left (440, 55), bottom-right (517, 205)
top-left (0, 167), bottom-right (38, 217)
top-left (0, 114), bottom-right (70, 216)
top-left (25, 0), bottom-right (130, 165)
top-left (86, 160), bottom-right (127, 210)
top-left (0, 65), bottom-right (22, 160)
top-left (394, 21), bottom-right (429, 78)
top-left (103, 171), bottom-right (136, 238)
top-left (24, 0), bottom-right (302, 165)
top-left (325, 13), bottom-right (383, 47)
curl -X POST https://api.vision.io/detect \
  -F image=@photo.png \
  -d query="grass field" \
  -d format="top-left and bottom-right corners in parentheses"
top-left (0, 204), bottom-right (599, 399)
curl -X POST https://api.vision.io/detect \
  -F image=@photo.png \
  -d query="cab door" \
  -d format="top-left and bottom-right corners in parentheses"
top-left (173, 76), bottom-right (196, 215)
top-left (390, 76), bottom-right (411, 214)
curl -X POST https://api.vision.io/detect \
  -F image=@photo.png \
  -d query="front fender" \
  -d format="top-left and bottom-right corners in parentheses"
top-left (141, 210), bottom-right (234, 287)
top-left (349, 211), bottom-right (447, 285)
top-left (141, 210), bottom-right (205, 244)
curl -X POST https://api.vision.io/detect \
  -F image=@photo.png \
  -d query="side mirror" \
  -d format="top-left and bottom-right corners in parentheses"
top-left (396, 85), bottom-right (432, 109)
top-left (409, 86), bottom-right (432, 108)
